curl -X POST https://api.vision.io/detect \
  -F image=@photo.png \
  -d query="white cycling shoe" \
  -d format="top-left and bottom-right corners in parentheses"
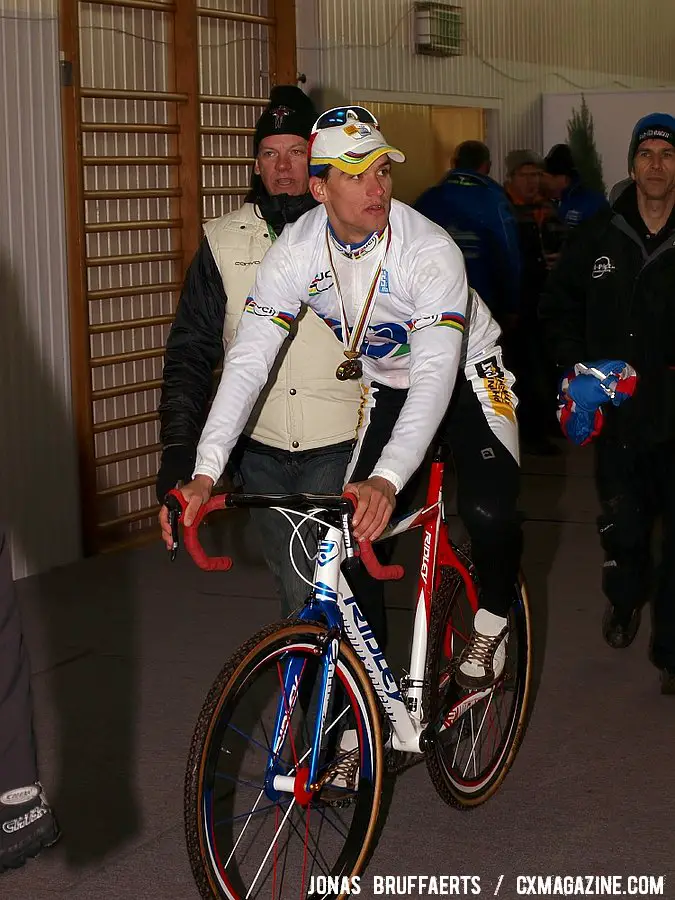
top-left (456, 609), bottom-right (509, 690)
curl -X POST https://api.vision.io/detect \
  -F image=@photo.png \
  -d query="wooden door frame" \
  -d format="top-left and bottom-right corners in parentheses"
top-left (59, 0), bottom-right (298, 555)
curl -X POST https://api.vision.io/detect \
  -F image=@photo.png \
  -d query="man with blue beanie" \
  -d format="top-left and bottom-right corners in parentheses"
top-left (540, 112), bottom-right (675, 695)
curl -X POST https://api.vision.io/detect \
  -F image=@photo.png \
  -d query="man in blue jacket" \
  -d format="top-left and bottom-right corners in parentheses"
top-left (542, 143), bottom-right (608, 228)
top-left (414, 141), bottom-right (521, 327)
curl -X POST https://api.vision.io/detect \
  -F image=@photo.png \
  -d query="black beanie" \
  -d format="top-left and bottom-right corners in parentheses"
top-left (544, 143), bottom-right (577, 177)
top-left (253, 85), bottom-right (318, 156)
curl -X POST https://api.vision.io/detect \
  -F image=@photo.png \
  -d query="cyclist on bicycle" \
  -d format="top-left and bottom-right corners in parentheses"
top-left (162, 107), bottom-right (522, 690)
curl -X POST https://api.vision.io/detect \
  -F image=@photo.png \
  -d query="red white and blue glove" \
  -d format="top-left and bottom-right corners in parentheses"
top-left (557, 360), bottom-right (637, 446)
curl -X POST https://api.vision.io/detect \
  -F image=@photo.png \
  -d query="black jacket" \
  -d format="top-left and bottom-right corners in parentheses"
top-left (507, 192), bottom-right (565, 319)
top-left (539, 183), bottom-right (675, 445)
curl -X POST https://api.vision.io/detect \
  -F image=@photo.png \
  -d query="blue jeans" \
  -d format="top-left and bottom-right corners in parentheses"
top-left (237, 441), bottom-right (353, 616)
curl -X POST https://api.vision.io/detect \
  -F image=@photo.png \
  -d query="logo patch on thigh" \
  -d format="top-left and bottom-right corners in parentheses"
top-left (475, 355), bottom-right (515, 423)
top-left (475, 355), bottom-right (504, 379)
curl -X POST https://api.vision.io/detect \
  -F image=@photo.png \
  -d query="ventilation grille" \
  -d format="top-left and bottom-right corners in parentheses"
top-left (414, 2), bottom-right (463, 57)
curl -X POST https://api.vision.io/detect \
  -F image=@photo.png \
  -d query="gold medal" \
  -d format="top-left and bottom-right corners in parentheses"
top-left (335, 357), bottom-right (363, 380)
top-left (326, 226), bottom-right (391, 382)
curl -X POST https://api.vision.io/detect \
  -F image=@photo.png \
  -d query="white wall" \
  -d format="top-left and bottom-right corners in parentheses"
top-left (298, 0), bottom-right (675, 182)
top-left (0, 0), bottom-right (81, 577)
top-left (543, 90), bottom-right (675, 194)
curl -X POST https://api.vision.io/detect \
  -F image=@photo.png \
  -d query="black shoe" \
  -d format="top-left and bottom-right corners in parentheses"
top-left (660, 669), bottom-right (675, 696)
top-left (0, 784), bottom-right (60, 873)
top-left (601, 603), bottom-right (641, 649)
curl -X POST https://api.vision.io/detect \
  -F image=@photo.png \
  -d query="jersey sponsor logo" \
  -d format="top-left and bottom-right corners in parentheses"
top-left (379, 269), bottom-right (390, 293)
top-left (415, 258), bottom-right (442, 288)
top-left (234, 260), bottom-right (260, 266)
top-left (319, 316), bottom-right (409, 360)
top-left (361, 322), bottom-right (410, 360)
top-left (244, 298), bottom-right (295, 332)
top-left (331, 228), bottom-right (386, 260)
top-left (591, 255), bottom-right (616, 279)
top-left (309, 270), bottom-right (333, 296)
top-left (475, 354), bottom-right (515, 423)
top-left (412, 312), bottom-right (465, 334)
top-left (475, 355), bottom-right (504, 379)
top-left (348, 230), bottom-right (381, 258)
top-left (316, 310), bottom-right (464, 360)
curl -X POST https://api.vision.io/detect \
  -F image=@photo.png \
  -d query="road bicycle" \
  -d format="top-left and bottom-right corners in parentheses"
top-left (166, 448), bottom-right (532, 900)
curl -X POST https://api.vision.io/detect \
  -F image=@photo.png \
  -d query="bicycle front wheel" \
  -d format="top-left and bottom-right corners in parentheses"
top-left (424, 548), bottom-right (532, 808)
top-left (185, 620), bottom-right (384, 900)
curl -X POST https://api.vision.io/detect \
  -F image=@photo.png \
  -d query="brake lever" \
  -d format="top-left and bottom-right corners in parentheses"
top-left (164, 493), bottom-right (184, 561)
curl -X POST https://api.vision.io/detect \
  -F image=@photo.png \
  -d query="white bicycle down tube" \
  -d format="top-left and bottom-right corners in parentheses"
top-left (335, 574), bottom-right (420, 752)
top-left (313, 524), bottom-right (421, 752)
top-left (407, 596), bottom-right (429, 722)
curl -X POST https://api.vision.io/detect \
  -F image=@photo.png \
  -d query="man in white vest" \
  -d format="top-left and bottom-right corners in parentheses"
top-left (157, 87), bottom-right (361, 613)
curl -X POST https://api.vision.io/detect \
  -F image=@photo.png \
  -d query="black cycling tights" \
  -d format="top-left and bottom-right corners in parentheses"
top-left (347, 379), bottom-right (522, 650)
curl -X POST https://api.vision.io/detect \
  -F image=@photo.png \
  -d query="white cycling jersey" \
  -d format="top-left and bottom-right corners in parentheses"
top-left (194, 199), bottom-right (503, 492)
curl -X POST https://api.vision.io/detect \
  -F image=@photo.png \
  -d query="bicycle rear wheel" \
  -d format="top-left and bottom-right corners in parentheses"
top-left (424, 545), bottom-right (531, 807)
top-left (185, 620), bottom-right (384, 899)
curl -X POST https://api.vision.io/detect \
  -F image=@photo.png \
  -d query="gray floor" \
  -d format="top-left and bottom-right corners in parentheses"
top-left (3, 443), bottom-right (674, 899)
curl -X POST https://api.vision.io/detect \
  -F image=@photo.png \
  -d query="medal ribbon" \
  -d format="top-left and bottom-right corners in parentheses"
top-left (326, 227), bottom-right (391, 360)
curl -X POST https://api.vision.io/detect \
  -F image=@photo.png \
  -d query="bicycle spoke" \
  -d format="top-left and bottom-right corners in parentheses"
top-left (300, 805), bottom-right (311, 899)
top-left (215, 771), bottom-right (265, 791)
top-left (216, 799), bottom-right (294, 828)
top-left (272, 802), bottom-right (280, 900)
top-left (224, 787), bottom-right (267, 868)
top-left (285, 807), bottom-right (334, 874)
top-left (451, 717), bottom-right (465, 769)
top-left (226, 722), bottom-right (280, 762)
top-left (311, 803), bottom-right (351, 841)
top-left (462, 693), bottom-right (494, 779)
top-left (246, 798), bottom-right (297, 898)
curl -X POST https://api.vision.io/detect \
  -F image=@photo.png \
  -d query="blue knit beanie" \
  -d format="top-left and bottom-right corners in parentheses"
top-left (628, 113), bottom-right (675, 171)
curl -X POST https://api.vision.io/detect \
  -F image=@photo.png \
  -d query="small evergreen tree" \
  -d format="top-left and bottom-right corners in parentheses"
top-left (567, 96), bottom-right (606, 195)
